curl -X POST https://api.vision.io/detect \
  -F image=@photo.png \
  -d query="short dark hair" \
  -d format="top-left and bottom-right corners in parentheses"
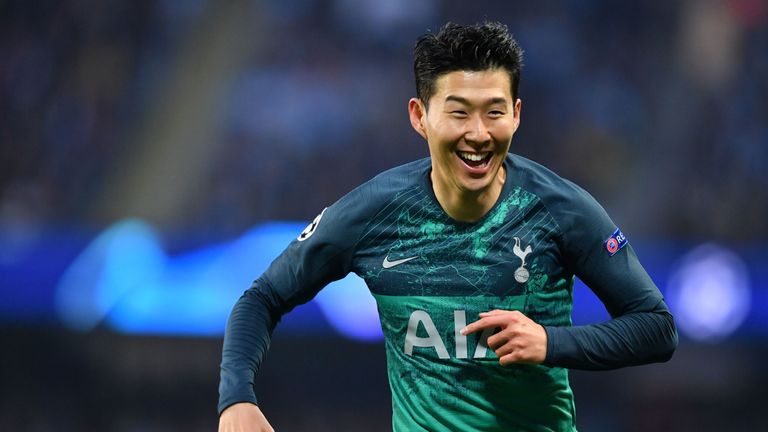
top-left (414, 22), bottom-right (524, 107)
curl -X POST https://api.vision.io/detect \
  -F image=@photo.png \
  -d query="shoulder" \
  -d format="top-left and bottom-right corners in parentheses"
top-left (300, 158), bottom-right (430, 244)
top-left (508, 154), bottom-right (610, 233)
top-left (349, 158), bottom-right (430, 201)
top-left (332, 158), bottom-right (430, 216)
top-left (509, 154), bottom-right (592, 205)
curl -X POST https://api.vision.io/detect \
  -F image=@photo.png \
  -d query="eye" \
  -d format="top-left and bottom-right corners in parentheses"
top-left (488, 110), bottom-right (506, 117)
top-left (450, 110), bottom-right (468, 118)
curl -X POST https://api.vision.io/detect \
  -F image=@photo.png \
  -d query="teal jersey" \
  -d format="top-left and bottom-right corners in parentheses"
top-left (219, 154), bottom-right (677, 431)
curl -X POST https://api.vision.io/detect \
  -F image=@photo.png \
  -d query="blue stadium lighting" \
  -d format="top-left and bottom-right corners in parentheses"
top-left (666, 244), bottom-right (751, 342)
top-left (55, 219), bottom-right (165, 331)
top-left (55, 219), bottom-right (382, 340)
top-left (52, 220), bottom-right (760, 342)
top-left (313, 273), bottom-right (383, 341)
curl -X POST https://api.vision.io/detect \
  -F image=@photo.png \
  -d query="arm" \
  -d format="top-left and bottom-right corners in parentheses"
top-left (459, 282), bottom-right (676, 369)
top-left (543, 304), bottom-right (676, 370)
top-left (542, 187), bottom-right (678, 370)
top-left (217, 205), bottom-right (361, 419)
top-left (218, 277), bottom-right (284, 414)
top-left (461, 197), bottom-right (676, 369)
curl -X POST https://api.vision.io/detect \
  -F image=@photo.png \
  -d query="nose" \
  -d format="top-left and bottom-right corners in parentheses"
top-left (465, 116), bottom-right (491, 145)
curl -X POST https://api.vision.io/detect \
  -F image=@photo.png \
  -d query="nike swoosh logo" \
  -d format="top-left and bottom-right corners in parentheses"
top-left (382, 255), bottom-right (419, 269)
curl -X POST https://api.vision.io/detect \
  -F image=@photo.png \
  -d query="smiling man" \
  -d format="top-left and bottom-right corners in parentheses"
top-left (218, 22), bottom-right (677, 432)
top-left (410, 67), bottom-right (520, 223)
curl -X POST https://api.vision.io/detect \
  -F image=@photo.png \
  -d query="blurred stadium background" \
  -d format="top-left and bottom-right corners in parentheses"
top-left (1, 0), bottom-right (767, 430)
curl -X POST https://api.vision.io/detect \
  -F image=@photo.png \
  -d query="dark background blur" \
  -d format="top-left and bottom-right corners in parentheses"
top-left (1, 0), bottom-right (767, 431)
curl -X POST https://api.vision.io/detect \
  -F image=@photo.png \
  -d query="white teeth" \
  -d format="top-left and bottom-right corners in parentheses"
top-left (458, 151), bottom-right (489, 162)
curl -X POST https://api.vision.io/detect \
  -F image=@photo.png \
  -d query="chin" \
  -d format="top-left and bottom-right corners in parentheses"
top-left (460, 163), bottom-right (503, 191)
top-left (457, 177), bottom-right (495, 194)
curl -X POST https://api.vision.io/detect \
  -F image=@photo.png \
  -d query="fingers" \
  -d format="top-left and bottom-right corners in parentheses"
top-left (486, 329), bottom-right (515, 350)
top-left (461, 310), bottom-right (545, 366)
top-left (461, 310), bottom-right (522, 335)
top-left (479, 309), bottom-right (506, 317)
top-left (494, 341), bottom-right (539, 366)
top-left (467, 310), bottom-right (546, 366)
top-left (499, 352), bottom-right (521, 366)
top-left (479, 309), bottom-right (525, 319)
top-left (487, 328), bottom-right (523, 359)
top-left (460, 315), bottom-right (505, 335)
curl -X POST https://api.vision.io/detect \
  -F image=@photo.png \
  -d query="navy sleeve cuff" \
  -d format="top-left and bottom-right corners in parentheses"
top-left (542, 325), bottom-right (559, 366)
top-left (218, 395), bottom-right (258, 416)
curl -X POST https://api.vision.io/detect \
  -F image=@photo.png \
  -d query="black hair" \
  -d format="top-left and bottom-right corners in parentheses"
top-left (414, 22), bottom-right (524, 107)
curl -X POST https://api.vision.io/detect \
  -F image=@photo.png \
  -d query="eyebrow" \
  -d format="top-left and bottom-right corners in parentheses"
top-left (445, 95), bottom-right (508, 105)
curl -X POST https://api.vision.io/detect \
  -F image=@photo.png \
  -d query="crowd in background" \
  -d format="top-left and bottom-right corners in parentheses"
top-left (1, 0), bottom-right (766, 243)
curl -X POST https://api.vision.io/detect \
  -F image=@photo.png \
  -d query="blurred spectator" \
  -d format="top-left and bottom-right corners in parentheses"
top-left (1, 0), bottom-right (766, 239)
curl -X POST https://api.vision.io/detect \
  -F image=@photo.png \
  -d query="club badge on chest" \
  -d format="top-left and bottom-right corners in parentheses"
top-left (513, 237), bottom-right (533, 283)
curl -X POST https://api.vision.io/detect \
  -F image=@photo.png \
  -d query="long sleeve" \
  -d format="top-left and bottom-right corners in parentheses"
top-left (541, 183), bottom-right (678, 370)
top-left (217, 176), bottom-right (390, 415)
top-left (217, 205), bottom-right (359, 414)
top-left (543, 295), bottom-right (677, 370)
top-left (218, 277), bottom-right (283, 413)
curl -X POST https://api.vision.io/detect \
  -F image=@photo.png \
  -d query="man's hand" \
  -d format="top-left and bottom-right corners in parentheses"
top-left (218, 402), bottom-right (274, 432)
top-left (460, 309), bottom-right (547, 366)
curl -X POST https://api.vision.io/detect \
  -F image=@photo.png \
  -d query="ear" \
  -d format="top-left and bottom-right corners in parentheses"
top-left (512, 98), bottom-right (522, 133)
top-left (408, 98), bottom-right (428, 140)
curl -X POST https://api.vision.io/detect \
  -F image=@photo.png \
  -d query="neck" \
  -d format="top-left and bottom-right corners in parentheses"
top-left (431, 166), bottom-right (506, 223)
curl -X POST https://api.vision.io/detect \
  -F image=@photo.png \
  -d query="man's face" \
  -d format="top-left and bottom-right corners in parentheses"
top-left (409, 69), bottom-right (521, 196)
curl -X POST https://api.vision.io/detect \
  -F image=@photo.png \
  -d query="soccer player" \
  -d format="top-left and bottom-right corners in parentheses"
top-left (218, 22), bottom-right (677, 432)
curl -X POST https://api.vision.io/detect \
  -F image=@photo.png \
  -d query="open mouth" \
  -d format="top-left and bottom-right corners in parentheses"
top-left (456, 151), bottom-right (493, 169)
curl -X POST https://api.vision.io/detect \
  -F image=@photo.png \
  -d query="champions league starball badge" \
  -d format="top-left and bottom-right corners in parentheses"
top-left (298, 208), bottom-right (327, 241)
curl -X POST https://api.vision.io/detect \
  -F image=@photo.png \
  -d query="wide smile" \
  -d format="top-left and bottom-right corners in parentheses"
top-left (455, 151), bottom-right (494, 175)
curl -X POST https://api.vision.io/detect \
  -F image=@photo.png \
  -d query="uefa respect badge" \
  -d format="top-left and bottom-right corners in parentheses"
top-left (604, 228), bottom-right (628, 256)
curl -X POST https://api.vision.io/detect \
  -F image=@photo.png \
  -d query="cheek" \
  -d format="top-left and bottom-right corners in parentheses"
top-left (425, 122), bottom-right (455, 146)
top-left (431, 119), bottom-right (465, 143)
top-left (428, 140), bottom-right (454, 161)
top-left (490, 123), bottom-right (516, 143)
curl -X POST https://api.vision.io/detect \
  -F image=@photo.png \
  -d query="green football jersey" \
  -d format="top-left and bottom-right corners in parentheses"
top-left (219, 154), bottom-right (677, 431)
top-left (356, 164), bottom-right (575, 431)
